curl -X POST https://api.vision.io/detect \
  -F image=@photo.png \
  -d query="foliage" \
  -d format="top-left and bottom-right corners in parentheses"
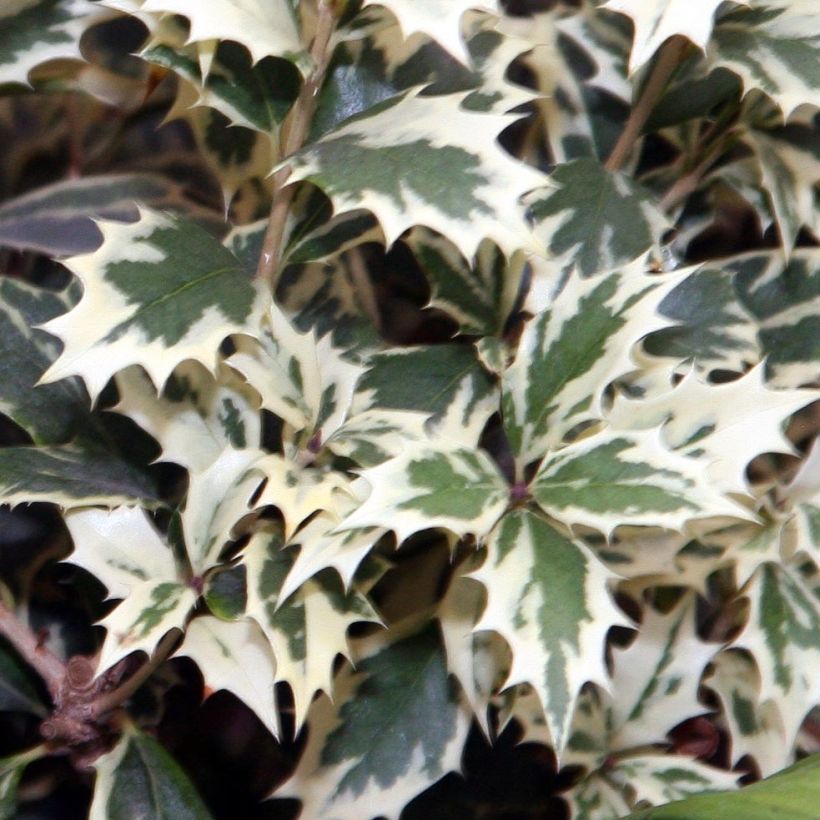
top-left (0, 0), bottom-right (818, 817)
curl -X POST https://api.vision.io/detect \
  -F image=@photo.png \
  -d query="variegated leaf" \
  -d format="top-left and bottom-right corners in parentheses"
top-left (728, 249), bottom-right (820, 388)
top-left (609, 364), bottom-right (816, 494)
top-left (609, 754), bottom-right (738, 808)
top-left (708, 650), bottom-right (790, 776)
top-left (736, 562), bottom-right (820, 746)
top-left (40, 208), bottom-right (268, 400)
top-left (181, 447), bottom-right (264, 574)
top-left (243, 529), bottom-right (378, 729)
top-left (0, 173), bottom-right (223, 257)
top-left (275, 623), bottom-right (471, 820)
top-left (228, 302), bottom-right (363, 446)
top-left (363, 0), bottom-right (501, 64)
top-left (284, 91), bottom-right (546, 259)
top-left (340, 445), bottom-right (509, 544)
top-left (532, 429), bottom-right (744, 536)
top-left (0, 0), bottom-right (107, 89)
top-left (178, 616), bottom-right (279, 738)
top-left (0, 747), bottom-right (44, 820)
top-left (0, 443), bottom-right (159, 508)
top-left (707, 519), bottom-right (785, 588)
top-left (609, 593), bottom-right (716, 750)
top-left (527, 159), bottom-right (668, 277)
top-left (745, 124), bottom-right (820, 258)
top-left (90, 727), bottom-right (212, 820)
top-left (710, 3), bottom-right (820, 117)
top-left (354, 343), bottom-right (498, 446)
top-left (645, 265), bottom-right (760, 375)
top-left (569, 772), bottom-right (631, 820)
top-left (471, 509), bottom-right (624, 752)
top-left (602, 0), bottom-right (730, 74)
top-left (111, 0), bottom-right (306, 69)
top-left (115, 362), bottom-right (261, 472)
top-left (502, 261), bottom-right (681, 464)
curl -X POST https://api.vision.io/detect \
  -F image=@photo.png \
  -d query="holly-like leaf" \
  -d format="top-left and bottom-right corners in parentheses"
top-left (276, 623), bottom-right (471, 820)
top-left (602, 0), bottom-right (728, 74)
top-left (243, 529), bottom-right (378, 729)
top-left (708, 650), bottom-right (790, 776)
top-left (745, 124), bottom-right (820, 258)
top-left (568, 771), bottom-right (632, 820)
top-left (0, 443), bottom-right (159, 508)
top-left (608, 364), bottom-right (816, 494)
top-left (728, 249), bottom-right (820, 388)
top-left (527, 159), bottom-right (668, 277)
top-left (502, 261), bottom-right (680, 465)
top-left (608, 593), bottom-right (717, 750)
top-left (284, 91), bottom-right (546, 260)
top-left (113, 0), bottom-right (305, 69)
top-left (710, 4), bottom-right (820, 118)
top-left (0, 641), bottom-right (47, 717)
top-left (362, 0), bottom-right (501, 65)
top-left (90, 727), bottom-right (213, 820)
top-left (645, 265), bottom-right (760, 375)
top-left (471, 509), bottom-right (624, 752)
top-left (0, 0), bottom-right (107, 89)
top-left (0, 747), bottom-right (44, 820)
top-left (178, 615), bottom-right (279, 738)
top-left (114, 362), bottom-right (261, 472)
top-left (340, 445), bottom-right (509, 544)
top-left (0, 173), bottom-right (223, 257)
top-left (40, 208), bottom-right (268, 400)
top-left (355, 343), bottom-right (498, 446)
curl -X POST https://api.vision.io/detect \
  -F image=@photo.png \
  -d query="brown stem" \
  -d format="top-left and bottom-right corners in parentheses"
top-left (605, 35), bottom-right (689, 173)
top-left (255, 1), bottom-right (339, 285)
top-left (0, 602), bottom-right (65, 700)
top-left (90, 629), bottom-right (180, 718)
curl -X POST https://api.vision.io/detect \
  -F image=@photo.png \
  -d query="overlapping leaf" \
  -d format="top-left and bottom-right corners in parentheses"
top-left (276, 624), bottom-right (471, 820)
top-left (284, 91), bottom-right (546, 259)
top-left (501, 260), bottom-right (681, 464)
top-left (471, 509), bottom-right (624, 752)
top-left (40, 208), bottom-right (268, 399)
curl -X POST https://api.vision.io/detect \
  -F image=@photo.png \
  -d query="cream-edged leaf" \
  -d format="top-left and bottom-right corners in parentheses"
top-left (532, 429), bottom-right (745, 536)
top-left (340, 445), bottom-right (509, 544)
top-left (275, 623), bottom-right (471, 820)
top-left (89, 728), bottom-right (212, 820)
top-left (471, 509), bottom-right (625, 753)
top-left (568, 771), bottom-right (632, 820)
top-left (284, 91), bottom-right (546, 259)
top-left (243, 530), bottom-right (378, 729)
top-left (502, 261), bottom-right (681, 464)
top-left (177, 616), bottom-right (279, 738)
top-left (40, 208), bottom-right (268, 400)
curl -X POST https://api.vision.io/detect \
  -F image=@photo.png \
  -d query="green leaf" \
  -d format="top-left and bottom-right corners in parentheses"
top-left (285, 90), bottom-right (546, 260)
top-left (0, 640), bottom-right (47, 717)
top-left (0, 443), bottom-right (159, 508)
top-left (645, 265), bottom-right (760, 375)
top-left (0, 0), bottom-right (106, 89)
top-left (0, 172), bottom-right (223, 257)
top-left (471, 509), bottom-right (624, 752)
top-left (40, 207), bottom-right (268, 400)
top-left (728, 249), bottom-right (820, 388)
top-left (276, 623), bottom-right (471, 820)
top-left (527, 158), bottom-right (668, 278)
top-left (341, 445), bottom-right (509, 544)
top-left (243, 529), bottom-right (378, 730)
top-left (356, 343), bottom-right (498, 446)
top-left (569, 771), bottom-right (631, 820)
top-left (624, 753), bottom-right (820, 819)
top-left (710, 3), bottom-right (820, 117)
top-left (90, 727), bottom-right (213, 820)
top-left (532, 429), bottom-right (742, 535)
top-left (178, 615), bottom-right (279, 737)
top-left (0, 747), bottom-right (45, 819)
top-left (502, 262), bottom-right (679, 464)
top-left (735, 562), bottom-right (820, 747)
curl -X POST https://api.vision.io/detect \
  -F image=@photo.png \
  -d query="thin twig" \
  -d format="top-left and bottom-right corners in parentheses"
top-left (0, 602), bottom-right (65, 699)
top-left (605, 35), bottom-right (689, 173)
top-left (90, 629), bottom-right (180, 718)
top-left (255, 1), bottom-right (339, 285)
